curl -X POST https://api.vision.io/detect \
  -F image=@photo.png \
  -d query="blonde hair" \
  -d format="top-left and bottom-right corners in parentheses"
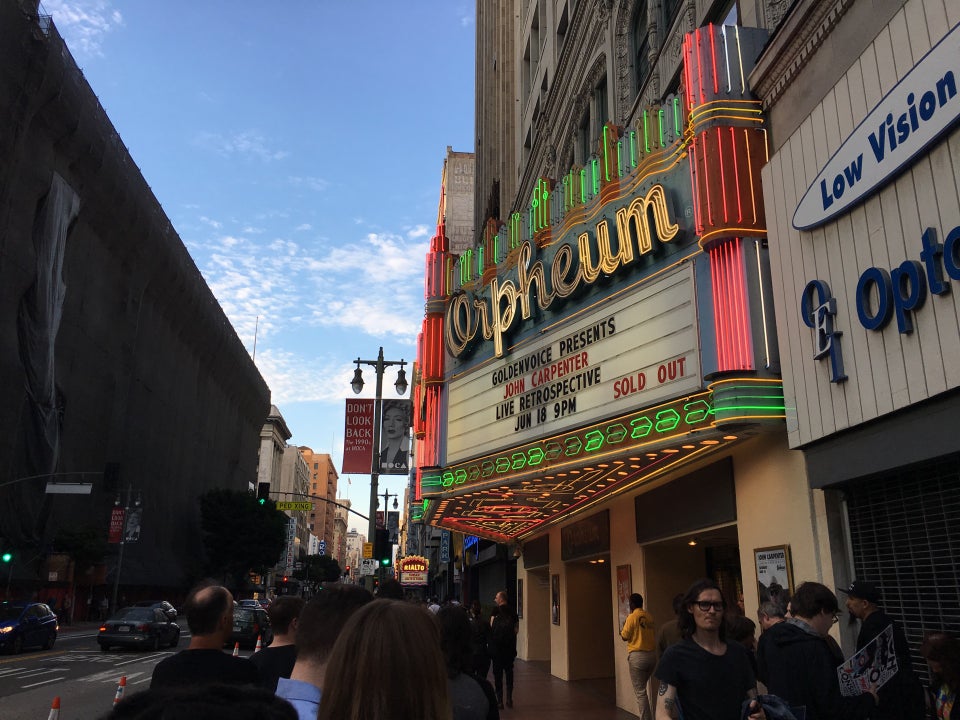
top-left (317, 600), bottom-right (451, 720)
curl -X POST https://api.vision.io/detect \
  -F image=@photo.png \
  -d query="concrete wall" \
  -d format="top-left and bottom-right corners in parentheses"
top-left (0, 3), bottom-right (270, 588)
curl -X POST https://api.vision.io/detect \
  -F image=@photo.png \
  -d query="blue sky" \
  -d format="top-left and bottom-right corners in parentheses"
top-left (42, 0), bottom-right (476, 518)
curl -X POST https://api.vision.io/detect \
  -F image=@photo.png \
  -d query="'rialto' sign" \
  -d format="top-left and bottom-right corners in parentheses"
top-left (793, 20), bottom-right (960, 230)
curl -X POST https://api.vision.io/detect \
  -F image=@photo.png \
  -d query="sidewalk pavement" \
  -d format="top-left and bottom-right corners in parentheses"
top-left (501, 660), bottom-right (638, 720)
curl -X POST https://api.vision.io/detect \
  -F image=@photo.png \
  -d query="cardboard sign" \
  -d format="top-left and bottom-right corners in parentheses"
top-left (837, 624), bottom-right (899, 696)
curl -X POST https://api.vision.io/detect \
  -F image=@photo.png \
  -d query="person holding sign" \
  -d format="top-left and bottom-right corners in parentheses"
top-left (757, 581), bottom-right (878, 720)
top-left (842, 580), bottom-right (925, 720)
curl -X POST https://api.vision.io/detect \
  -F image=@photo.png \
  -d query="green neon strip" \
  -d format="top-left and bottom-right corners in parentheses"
top-left (603, 125), bottom-right (611, 182)
top-left (643, 110), bottom-right (650, 153)
top-left (580, 168), bottom-right (587, 204)
top-left (617, 140), bottom-right (623, 178)
top-left (478, 246), bottom-right (483, 275)
top-left (527, 447), bottom-right (545, 466)
top-left (658, 108), bottom-right (665, 147)
top-left (606, 423), bottom-right (627, 443)
top-left (592, 159), bottom-right (600, 196)
top-left (423, 390), bottom-right (749, 494)
top-left (630, 416), bottom-right (653, 438)
top-left (673, 97), bottom-right (681, 135)
top-left (630, 131), bottom-right (637, 166)
top-left (584, 429), bottom-right (604, 452)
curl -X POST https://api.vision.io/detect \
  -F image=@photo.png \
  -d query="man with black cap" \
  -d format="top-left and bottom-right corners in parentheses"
top-left (842, 580), bottom-right (924, 720)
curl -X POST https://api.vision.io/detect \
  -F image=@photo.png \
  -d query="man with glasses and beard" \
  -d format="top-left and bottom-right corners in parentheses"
top-left (841, 580), bottom-right (924, 720)
top-left (757, 581), bottom-right (878, 720)
top-left (655, 579), bottom-right (764, 720)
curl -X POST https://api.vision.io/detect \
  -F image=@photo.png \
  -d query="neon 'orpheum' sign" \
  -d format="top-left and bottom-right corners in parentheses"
top-left (445, 184), bottom-right (680, 359)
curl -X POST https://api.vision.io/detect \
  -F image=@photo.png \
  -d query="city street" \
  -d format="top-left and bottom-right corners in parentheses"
top-left (0, 625), bottom-right (244, 720)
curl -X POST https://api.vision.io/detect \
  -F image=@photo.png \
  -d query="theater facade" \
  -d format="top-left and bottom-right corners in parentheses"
top-left (413, 20), bottom-right (846, 709)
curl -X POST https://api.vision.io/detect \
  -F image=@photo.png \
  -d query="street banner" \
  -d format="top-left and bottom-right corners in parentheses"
top-left (342, 399), bottom-right (375, 473)
top-left (837, 624), bottom-right (899, 696)
top-left (284, 517), bottom-right (297, 576)
top-left (387, 511), bottom-right (399, 543)
top-left (379, 399), bottom-right (412, 475)
top-left (108, 507), bottom-right (125, 544)
top-left (123, 508), bottom-right (142, 543)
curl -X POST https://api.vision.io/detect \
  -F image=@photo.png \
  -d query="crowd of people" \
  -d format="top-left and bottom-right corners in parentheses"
top-left (99, 579), bottom-right (513, 720)
top-left (96, 575), bottom-right (959, 720)
top-left (619, 577), bottom-right (958, 720)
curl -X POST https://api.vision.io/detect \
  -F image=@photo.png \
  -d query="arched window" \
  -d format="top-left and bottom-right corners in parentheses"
top-left (632, 2), bottom-right (650, 96)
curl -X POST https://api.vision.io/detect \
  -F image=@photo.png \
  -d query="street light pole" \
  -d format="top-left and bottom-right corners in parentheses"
top-left (110, 485), bottom-right (141, 614)
top-left (350, 346), bottom-right (406, 589)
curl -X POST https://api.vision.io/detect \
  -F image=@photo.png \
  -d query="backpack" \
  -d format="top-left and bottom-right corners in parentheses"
top-left (489, 608), bottom-right (516, 657)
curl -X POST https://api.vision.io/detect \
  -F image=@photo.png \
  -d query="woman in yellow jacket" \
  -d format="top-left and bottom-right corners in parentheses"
top-left (620, 592), bottom-right (656, 720)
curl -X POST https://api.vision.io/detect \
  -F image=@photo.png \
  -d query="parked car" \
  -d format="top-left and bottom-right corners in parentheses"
top-left (236, 599), bottom-right (261, 609)
top-left (228, 606), bottom-right (272, 649)
top-left (133, 600), bottom-right (178, 620)
top-left (0, 602), bottom-right (58, 654)
top-left (99, 606), bottom-right (180, 651)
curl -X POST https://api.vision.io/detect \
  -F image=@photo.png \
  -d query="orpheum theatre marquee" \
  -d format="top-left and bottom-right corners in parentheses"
top-left (415, 25), bottom-right (786, 543)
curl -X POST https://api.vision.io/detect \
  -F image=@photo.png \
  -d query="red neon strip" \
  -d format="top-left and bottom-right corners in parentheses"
top-left (710, 247), bottom-right (724, 368)
top-left (709, 26), bottom-right (719, 96)
top-left (689, 136), bottom-right (702, 234)
top-left (728, 238), bottom-right (744, 370)
top-left (696, 29), bottom-right (706, 106)
top-left (734, 238), bottom-right (755, 369)
top-left (717, 126), bottom-right (727, 224)
top-left (731, 128), bottom-right (743, 223)
top-left (722, 243), bottom-right (734, 369)
top-left (702, 132), bottom-right (713, 228)
top-left (683, 35), bottom-right (694, 111)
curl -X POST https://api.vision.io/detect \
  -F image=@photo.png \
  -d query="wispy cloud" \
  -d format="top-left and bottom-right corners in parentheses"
top-left (185, 224), bottom-right (427, 352)
top-left (41, 0), bottom-right (123, 57)
top-left (252, 348), bottom-right (355, 403)
top-left (194, 130), bottom-right (289, 162)
top-left (288, 176), bottom-right (330, 193)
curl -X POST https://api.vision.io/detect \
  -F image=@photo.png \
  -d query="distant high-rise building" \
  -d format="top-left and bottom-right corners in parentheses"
top-left (297, 447), bottom-right (338, 554)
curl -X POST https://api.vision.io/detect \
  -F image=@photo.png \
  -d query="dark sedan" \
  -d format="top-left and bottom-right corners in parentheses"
top-left (228, 606), bottom-right (272, 649)
top-left (99, 606), bottom-right (180, 651)
top-left (0, 602), bottom-right (58, 654)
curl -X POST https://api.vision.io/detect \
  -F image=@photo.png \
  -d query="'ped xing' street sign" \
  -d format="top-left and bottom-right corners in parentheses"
top-left (276, 501), bottom-right (313, 511)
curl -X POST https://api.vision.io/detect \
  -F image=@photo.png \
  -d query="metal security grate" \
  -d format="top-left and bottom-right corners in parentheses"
top-left (845, 452), bottom-right (960, 680)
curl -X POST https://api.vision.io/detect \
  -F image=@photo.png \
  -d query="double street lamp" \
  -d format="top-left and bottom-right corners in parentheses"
top-left (350, 347), bottom-right (407, 557)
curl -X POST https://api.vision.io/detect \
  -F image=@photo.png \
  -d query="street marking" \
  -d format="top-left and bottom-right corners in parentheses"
top-left (133, 675), bottom-right (151, 685)
top-left (17, 668), bottom-right (58, 678)
top-left (22, 676), bottom-right (66, 688)
top-left (0, 668), bottom-right (27, 676)
top-left (115, 653), bottom-right (169, 666)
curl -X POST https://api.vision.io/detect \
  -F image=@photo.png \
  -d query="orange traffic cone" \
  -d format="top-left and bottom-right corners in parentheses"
top-left (113, 676), bottom-right (126, 705)
top-left (254, 635), bottom-right (262, 653)
top-left (232, 642), bottom-right (239, 657)
top-left (47, 696), bottom-right (60, 720)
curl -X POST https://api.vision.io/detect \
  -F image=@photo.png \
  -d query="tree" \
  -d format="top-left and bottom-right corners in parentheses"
top-left (294, 554), bottom-right (342, 584)
top-left (199, 488), bottom-right (288, 589)
top-left (52, 526), bottom-right (107, 575)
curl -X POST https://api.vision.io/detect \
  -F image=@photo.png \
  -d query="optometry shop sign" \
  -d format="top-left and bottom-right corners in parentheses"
top-left (793, 20), bottom-right (960, 230)
top-left (445, 266), bottom-right (700, 464)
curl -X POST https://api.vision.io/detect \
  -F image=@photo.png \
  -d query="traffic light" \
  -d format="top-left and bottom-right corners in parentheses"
top-left (256, 482), bottom-right (270, 505)
top-left (373, 528), bottom-right (391, 566)
top-left (1, 552), bottom-right (10, 563)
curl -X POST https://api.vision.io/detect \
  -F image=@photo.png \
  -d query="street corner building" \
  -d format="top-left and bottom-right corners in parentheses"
top-left (0, 2), bottom-right (270, 591)
top-left (752, 0), bottom-right (960, 663)
top-left (407, 0), bottom-right (958, 714)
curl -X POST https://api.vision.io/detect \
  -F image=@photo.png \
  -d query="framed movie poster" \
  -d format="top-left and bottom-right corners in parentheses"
top-left (754, 545), bottom-right (794, 605)
top-left (616, 565), bottom-right (632, 629)
top-left (517, 579), bottom-right (523, 619)
top-left (551, 574), bottom-right (560, 625)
